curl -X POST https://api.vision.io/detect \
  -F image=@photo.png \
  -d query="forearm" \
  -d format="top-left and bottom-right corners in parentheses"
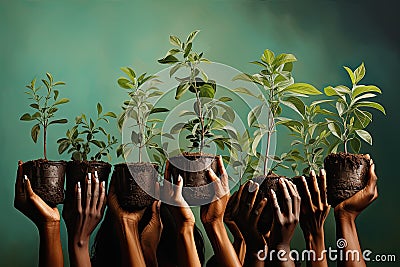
top-left (38, 222), bottom-right (64, 267)
top-left (142, 249), bottom-right (158, 267)
top-left (118, 219), bottom-right (146, 267)
top-left (335, 214), bottom-right (365, 267)
top-left (304, 230), bottom-right (328, 267)
top-left (67, 236), bottom-right (91, 267)
top-left (177, 223), bottom-right (201, 267)
top-left (204, 221), bottom-right (241, 267)
top-left (268, 243), bottom-right (295, 267)
top-left (226, 221), bottom-right (246, 264)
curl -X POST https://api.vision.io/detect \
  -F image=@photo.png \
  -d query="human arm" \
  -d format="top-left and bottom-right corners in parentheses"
top-left (298, 170), bottom-right (330, 267)
top-left (200, 156), bottom-right (242, 267)
top-left (268, 179), bottom-right (301, 267)
top-left (63, 172), bottom-right (106, 267)
top-left (14, 161), bottom-right (64, 267)
top-left (334, 157), bottom-right (378, 267)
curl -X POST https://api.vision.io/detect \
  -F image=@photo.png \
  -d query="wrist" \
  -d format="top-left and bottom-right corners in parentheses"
top-left (38, 221), bottom-right (60, 234)
top-left (304, 231), bottom-right (325, 251)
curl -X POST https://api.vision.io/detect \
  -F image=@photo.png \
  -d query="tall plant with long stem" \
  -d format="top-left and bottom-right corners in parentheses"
top-left (234, 49), bottom-right (321, 176)
top-left (158, 30), bottom-right (233, 153)
top-left (116, 67), bottom-right (170, 163)
top-left (20, 73), bottom-right (69, 160)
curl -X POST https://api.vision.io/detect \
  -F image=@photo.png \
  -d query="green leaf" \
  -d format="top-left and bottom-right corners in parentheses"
top-left (343, 66), bottom-right (356, 85)
top-left (218, 97), bottom-right (232, 102)
top-left (58, 140), bottom-right (70, 154)
top-left (186, 30), bottom-right (200, 43)
top-left (355, 129), bottom-right (372, 145)
top-left (97, 103), bottom-right (102, 115)
top-left (104, 112), bottom-right (117, 118)
top-left (273, 53), bottom-right (297, 68)
top-left (49, 119), bottom-right (68, 125)
top-left (281, 96), bottom-right (305, 117)
top-left (175, 83), bottom-right (190, 100)
top-left (355, 101), bottom-right (386, 115)
top-left (158, 55), bottom-right (179, 64)
top-left (54, 98), bottom-right (70, 105)
top-left (183, 42), bottom-right (192, 58)
top-left (46, 72), bottom-right (53, 83)
top-left (248, 105), bottom-right (262, 127)
top-left (327, 121), bottom-right (342, 140)
top-left (352, 85), bottom-right (381, 98)
top-left (53, 81), bottom-right (65, 86)
top-left (350, 138), bottom-right (361, 153)
top-left (282, 83), bottom-right (321, 95)
top-left (31, 124), bottom-right (40, 143)
top-left (261, 49), bottom-right (275, 65)
top-left (20, 113), bottom-right (33, 121)
top-left (170, 123), bottom-right (186, 134)
top-left (336, 102), bottom-right (345, 116)
top-left (169, 35), bottom-right (182, 47)
top-left (252, 133), bottom-right (263, 155)
top-left (150, 107), bottom-right (169, 114)
top-left (53, 90), bottom-right (59, 101)
top-left (118, 77), bottom-right (133, 89)
top-left (354, 62), bottom-right (365, 84)
top-left (232, 87), bottom-right (256, 97)
top-left (199, 84), bottom-right (216, 98)
top-left (170, 63), bottom-right (182, 77)
top-left (121, 67), bottom-right (136, 80)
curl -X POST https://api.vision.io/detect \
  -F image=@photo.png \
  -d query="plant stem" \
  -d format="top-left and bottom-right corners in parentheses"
top-left (191, 65), bottom-right (205, 153)
top-left (44, 125), bottom-right (47, 160)
top-left (263, 108), bottom-right (274, 176)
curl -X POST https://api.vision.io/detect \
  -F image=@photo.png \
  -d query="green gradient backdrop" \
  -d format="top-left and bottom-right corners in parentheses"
top-left (1, 0), bottom-right (399, 266)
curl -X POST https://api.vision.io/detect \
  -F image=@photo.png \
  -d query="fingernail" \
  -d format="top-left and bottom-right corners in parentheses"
top-left (178, 175), bottom-right (182, 182)
top-left (24, 175), bottom-right (28, 181)
top-left (95, 171), bottom-right (98, 178)
top-left (279, 178), bottom-right (284, 183)
top-left (77, 181), bottom-right (81, 188)
top-left (270, 189), bottom-right (276, 197)
top-left (88, 173), bottom-right (91, 184)
top-left (321, 169), bottom-right (326, 176)
top-left (302, 176), bottom-right (306, 182)
top-left (311, 170), bottom-right (315, 176)
top-left (101, 181), bottom-right (105, 188)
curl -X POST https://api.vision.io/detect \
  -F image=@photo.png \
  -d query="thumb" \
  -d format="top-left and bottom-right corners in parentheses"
top-left (24, 176), bottom-right (35, 197)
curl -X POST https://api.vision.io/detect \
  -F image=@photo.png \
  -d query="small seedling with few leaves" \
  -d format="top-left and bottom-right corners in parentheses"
top-left (324, 62), bottom-right (386, 154)
top-left (57, 103), bottom-right (117, 161)
top-left (20, 72), bottom-right (69, 160)
top-left (159, 30), bottom-right (235, 153)
top-left (233, 49), bottom-right (322, 176)
top-left (116, 67), bottom-right (170, 165)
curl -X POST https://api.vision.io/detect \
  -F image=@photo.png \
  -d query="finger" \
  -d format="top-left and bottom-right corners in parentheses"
top-left (91, 171), bottom-right (100, 211)
top-left (238, 181), bottom-right (252, 212)
top-left (97, 181), bottom-right (106, 212)
top-left (301, 176), bottom-right (313, 211)
top-left (286, 180), bottom-right (300, 218)
top-left (216, 155), bottom-right (229, 189)
top-left (108, 172), bottom-right (116, 196)
top-left (174, 175), bottom-right (183, 199)
top-left (76, 182), bottom-right (82, 214)
top-left (16, 161), bottom-right (25, 196)
top-left (319, 169), bottom-right (328, 206)
top-left (164, 160), bottom-right (171, 182)
top-left (245, 182), bottom-right (259, 218)
top-left (366, 158), bottom-right (378, 196)
top-left (155, 181), bottom-right (161, 200)
top-left (270, 189), bottom-right (283, 223)
top-left (24, 175), bottom-right (35, 198)
top-left (310, 170), bottom-right (322, 209)
top-left (250, 197), bottom-right (267, 229)
top-left (85, 173), bottom-right (92, 211)
top-left (279, 178), bottom-right (292, 215)
top-left (207, 168), bottom-right (225, 198)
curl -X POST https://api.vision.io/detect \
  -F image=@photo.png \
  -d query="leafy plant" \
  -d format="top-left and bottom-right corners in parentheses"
top-left (158, 30), bottom-right (235, 153)
top-left (57, 103), bottom-right (118, 161)
top-left (115, 67), bottom-right (170, 163)
top-left (278, 101), bottom-right (333, 175)
top-left (233, 49), bottom-right (322, 176)
top-left (20, 73), bottom-right (69, 160)
top-left (323, 62), bottom-right (386, 153)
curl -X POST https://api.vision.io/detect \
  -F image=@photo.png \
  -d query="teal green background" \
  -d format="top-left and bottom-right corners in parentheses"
top-left (1, 0), bottom-right (399, 266)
